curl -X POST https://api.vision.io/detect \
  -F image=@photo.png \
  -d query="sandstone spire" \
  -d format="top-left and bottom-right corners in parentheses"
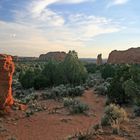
top-left (96, 54), bottom-right (102, 65)
top-left (0, 54), bottom-right (15, 109)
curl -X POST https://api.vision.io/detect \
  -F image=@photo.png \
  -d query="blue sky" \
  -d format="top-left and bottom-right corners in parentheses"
top-left (0, 0), bottom-right (140, 58)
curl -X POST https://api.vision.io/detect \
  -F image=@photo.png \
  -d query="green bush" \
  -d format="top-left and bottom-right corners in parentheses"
top-left (133, 106), bottom-right (140, 117)
top-left (42, 85), bottom-right (85, 99)
top-left (41, 91), bottom-right (53, 99)
top-left (42, 60), bottom-right (58, 86)
top-left (107, 79), bottom-right (126, 104)
top-left (67, 86), bottom-right (85, 97)
top-left (101, 104), bottom-right (128, 126)
top-left (85, 63), bottom-right (97, 73)
top-left (21, 93), bottom-right (39, 104)
top-left (63, 98), bottom-right (89, 114)
top-left (34, 74), bottom-right (47, 90)
top-left (123, 79), bottom-right (140, 104)
top-left (18, 51), bottom-right (88, 89)
top-left (19, 69), bottom-right (35, 89)
top-left (63, 50), bottom-right (87, 85)
top-left (101, 64), bottom-right (115, 79)
top-left (94, 84), bottom-right (108, 95)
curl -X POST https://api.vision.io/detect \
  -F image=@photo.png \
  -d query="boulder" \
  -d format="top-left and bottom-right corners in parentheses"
top-left (107, 47), bottom-right (140, 64)
top-left (0, 54), bottom-right (15, 109)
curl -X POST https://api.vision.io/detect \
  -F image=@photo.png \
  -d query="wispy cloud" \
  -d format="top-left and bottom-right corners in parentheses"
top-left (107, 0), bottom-right (129, 8)
top-left (0, 0), bottom-right (123, 57)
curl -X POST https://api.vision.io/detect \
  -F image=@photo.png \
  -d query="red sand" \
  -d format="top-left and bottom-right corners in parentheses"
top-left (0, 90), bottom-right (105, 140)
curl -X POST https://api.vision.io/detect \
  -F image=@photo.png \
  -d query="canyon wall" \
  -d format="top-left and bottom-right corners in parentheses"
top-left (107, 47), bottom-right (140, 64)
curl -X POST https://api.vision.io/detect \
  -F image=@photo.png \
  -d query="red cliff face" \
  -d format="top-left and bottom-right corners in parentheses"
top-left (0, 54), bottom-right (15, 109)
top-left (107, 47), bottom-right (140, 64)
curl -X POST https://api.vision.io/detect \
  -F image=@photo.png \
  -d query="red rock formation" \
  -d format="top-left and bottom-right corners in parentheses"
top-left (107, 47), bottom-right (140, 64)
top-left (96, 54), bottom-right (102, 65)
top-left (0, 54), bottom-right (15, 109)
top-left (39, 51), bottom-right (67, 61)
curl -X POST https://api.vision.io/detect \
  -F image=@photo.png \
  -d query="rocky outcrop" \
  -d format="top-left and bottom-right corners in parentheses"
top-left (39, 51), bottom-right (67, 61)
top-left (107, 47), bottom-right (140, 64)
top-left (0, 54), bottom-right (15, 109)
top-left (96, 54), bottom-right (102, 65)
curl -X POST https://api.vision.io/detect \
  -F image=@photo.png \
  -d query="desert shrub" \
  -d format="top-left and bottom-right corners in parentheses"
top-left (19, 69), bottom-right (35, 89)
top-left (51, 85), bottom-right (66, 98)
top-left (63, 98), bottom-right (89, 114)
top-left (43, 85), bottom-right (85, 99)
top-left (18, 51), bottom-right (88, 89)
top-left (63, 98), bottom-right (74, 107)
top-left (21, 93), bottom-right (39, 104)
top-left (101, 104), bottom-right (128, 126)
top-left (129, 65), bottom-right (140, 84)
top-left (94, 84), bottom-right (108, 95)
top-left (100, 64), bottom-right (115, 79)
top-left (105, 96), bottom-right (111, 105)
top-left (85, 63), bottom-right (97, 73)
top-left (85, 73), bottom-right (104, 88)
top-left (107, 79), bottom-right (126, 104)
top-left (123, 79), bottom-right (140, 103)
top-left (133, 106), bottom-right (140, 117)
top-left (42, 60), bottom-right (58, 86)
top-left (41, 91), bottom-right (53, 99)
top-left (67, 86), bottom-right (85, 97)
top-left (33, 74), bottom-right (47, 90)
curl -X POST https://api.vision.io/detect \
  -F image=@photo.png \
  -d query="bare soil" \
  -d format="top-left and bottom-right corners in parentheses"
top-left (0, 90), bottom-right (140, 140)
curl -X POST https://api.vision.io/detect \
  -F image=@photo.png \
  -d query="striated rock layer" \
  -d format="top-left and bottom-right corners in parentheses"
top-left (0, 54), bottom-right (15, 109)
top-left (39, 51), bottom-right (67, 61)
top-left (107, 47), bottom-right (140, 64)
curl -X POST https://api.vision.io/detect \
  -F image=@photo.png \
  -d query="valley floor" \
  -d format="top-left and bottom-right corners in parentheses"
top-left (0, 90), bottom-right (140, 140)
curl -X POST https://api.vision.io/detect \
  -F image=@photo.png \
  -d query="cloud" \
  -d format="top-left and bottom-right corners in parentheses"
top-left (67, 14), bottom-right (121, 39)
top-left (107, 0), bottom-right (129, 7)
top-left (113, 0), bottom-right (129, 5)
top-left (0, 0), bottom-right (123, 57)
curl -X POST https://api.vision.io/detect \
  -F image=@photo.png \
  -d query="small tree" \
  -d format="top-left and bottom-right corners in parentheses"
top-left (101, 64), bottom-right (115, 79)
top-left (123, 79), bottom-right (140, 104)
top-left (63, 50), bottom-right (87, 84)
top-left (42, 60), bottom-right (58, 86)
top-left (19, 69), bottom-right (35, 89)
top-left (107, 79), bottom-right (126, 104)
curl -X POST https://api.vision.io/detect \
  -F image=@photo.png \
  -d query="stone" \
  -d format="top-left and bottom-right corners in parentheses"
top-left (96, 54), bottom-right (102, 65)
top-left (107, 47), bottom-right (140, 64)
top-left (0, 54), bottom-right (15, 109)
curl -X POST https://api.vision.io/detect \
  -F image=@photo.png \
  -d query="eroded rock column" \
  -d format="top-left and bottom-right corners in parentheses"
top-left (0, 54), bottom-right (15, 109)
top-left (96, 54), bottom-right (102, 65)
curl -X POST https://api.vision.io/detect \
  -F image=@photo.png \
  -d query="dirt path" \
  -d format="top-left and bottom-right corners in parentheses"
top-left (0, 89), bottom-right (106, 140)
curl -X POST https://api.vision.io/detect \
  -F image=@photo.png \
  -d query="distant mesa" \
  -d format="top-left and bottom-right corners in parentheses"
top-left (39, 51), bottom-right (67, 61)
top-left (13, 56), bottom-right (38, 62)
top-left (107, 47), bottom-right (140, 64)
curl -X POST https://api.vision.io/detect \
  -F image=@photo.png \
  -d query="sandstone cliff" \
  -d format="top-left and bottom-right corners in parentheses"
top-left (107, 47), bottom-right (140, 64)
top-left (0, 54), bottom-right (15, 109)
top-left (39, 51), bottom-right (67, 61)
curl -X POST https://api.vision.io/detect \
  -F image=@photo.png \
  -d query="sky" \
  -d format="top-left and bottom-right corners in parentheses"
top-left (0, 0), bottom-right (140, 58)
